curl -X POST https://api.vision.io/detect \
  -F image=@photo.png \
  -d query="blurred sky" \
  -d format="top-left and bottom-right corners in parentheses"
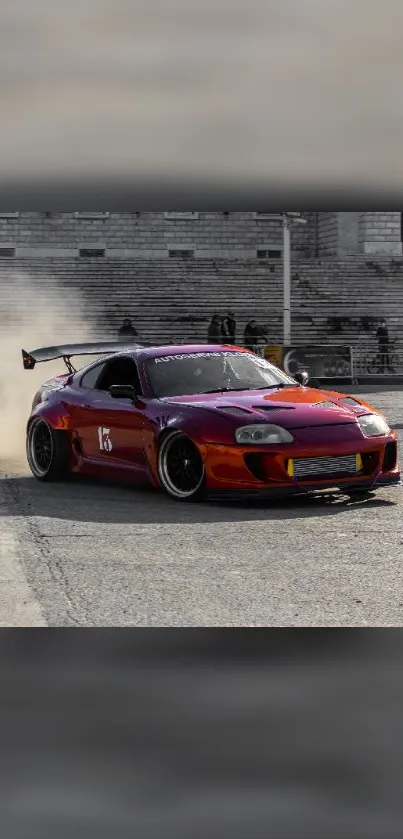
top-left (0, 0), bottom-right (402, 188)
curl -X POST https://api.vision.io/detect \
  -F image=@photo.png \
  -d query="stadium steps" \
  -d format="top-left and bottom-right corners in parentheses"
top-left (1, 256), bottom-right (403, 352)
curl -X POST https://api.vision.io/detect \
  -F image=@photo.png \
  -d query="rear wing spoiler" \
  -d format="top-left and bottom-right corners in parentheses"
top-left (22, 341), bottom-right (144, 373)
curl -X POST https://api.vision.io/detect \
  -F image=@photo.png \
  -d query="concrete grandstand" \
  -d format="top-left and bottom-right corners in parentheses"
top-left (0, 212), bottom-right (402, 367)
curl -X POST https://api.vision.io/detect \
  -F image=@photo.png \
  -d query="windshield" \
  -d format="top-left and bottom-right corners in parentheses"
top-left (145, 351), bottom-right (296, 398)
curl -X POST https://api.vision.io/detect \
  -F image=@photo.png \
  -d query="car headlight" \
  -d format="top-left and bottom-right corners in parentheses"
top-left (358, 413), bottom-right (390, 437)
top-left (235, 424), bottom-right (294, 444)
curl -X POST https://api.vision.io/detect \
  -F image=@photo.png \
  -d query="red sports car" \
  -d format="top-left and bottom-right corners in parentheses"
top-left (22, 341), bottom-right (400, 501)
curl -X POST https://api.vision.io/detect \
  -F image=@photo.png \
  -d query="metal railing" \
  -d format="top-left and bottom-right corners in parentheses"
top-left (352, 341), bottom-right (403, 377)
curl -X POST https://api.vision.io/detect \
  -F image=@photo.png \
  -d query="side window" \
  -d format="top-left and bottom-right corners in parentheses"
top-left (95, 357), bottom-right (143, 394)
top-left (80, 362), bottom-right (107, 389)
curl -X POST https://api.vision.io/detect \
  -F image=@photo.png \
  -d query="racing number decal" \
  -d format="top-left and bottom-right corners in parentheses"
top-left (98, 427), bottom-right (113, 453)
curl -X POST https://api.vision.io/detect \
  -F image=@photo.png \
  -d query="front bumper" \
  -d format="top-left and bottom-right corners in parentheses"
top-left (201, 435), bottom-right (400, 495)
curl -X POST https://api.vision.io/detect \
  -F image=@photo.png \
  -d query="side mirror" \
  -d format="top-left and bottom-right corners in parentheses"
top-left (294, 371), bottom-right (309, 386)
top-left (109, 384), bottom-right (137, 401)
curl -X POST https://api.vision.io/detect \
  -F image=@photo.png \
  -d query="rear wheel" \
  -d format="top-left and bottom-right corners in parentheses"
top-left (158, 432), bottom-right (206, 501)
top-left (27, 418), bottom-right (71, 482)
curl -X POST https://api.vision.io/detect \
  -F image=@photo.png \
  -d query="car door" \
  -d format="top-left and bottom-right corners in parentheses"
top-left (70, 360), bottom-right (109, 463)
top-left (73, 356), bottom-right (148, 474)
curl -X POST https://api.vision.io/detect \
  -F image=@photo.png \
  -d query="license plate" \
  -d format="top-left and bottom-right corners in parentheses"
top-left (287, 453), bottom-right (363, 479)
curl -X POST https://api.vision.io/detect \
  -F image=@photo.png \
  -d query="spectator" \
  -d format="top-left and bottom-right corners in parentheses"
top-left (222, 311), bottom-right (237, 344)
top-left (118, 318), bottom-right (138, 339)
top-left (376, 319), bottom-right (392, 373)
top-left (207, 314), bottom-right (222, 343)
top-left (244, 320), bottom-right (267, 353)
top-left (360, 316), bottom-right (372, 334)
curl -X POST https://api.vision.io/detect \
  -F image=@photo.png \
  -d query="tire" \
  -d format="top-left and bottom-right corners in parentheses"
top-left (158, 431), bottom-right (206, 501)
top-left (27, 418), bottom-right (71, 482)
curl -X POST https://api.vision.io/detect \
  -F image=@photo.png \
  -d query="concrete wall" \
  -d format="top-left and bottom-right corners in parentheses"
top-left (359, 213), bottom-right (402, 255)
top-left (317, 214), bottom-right (338, 255)
top-left (337, 213), bottom-right (361, 255)
top-left (0, 211), bottom-right (400, 259)
top-left (0, 212), bottom-right (317, 258)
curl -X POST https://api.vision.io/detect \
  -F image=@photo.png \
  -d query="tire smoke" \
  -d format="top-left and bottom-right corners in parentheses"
top-left (0, 272), bottom-right (99, 467)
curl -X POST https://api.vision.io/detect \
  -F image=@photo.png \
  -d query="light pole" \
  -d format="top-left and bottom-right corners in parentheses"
top-left (281, 212), bottom-right (307, 347)
top-left (282, 216), bottom-right (291, 347)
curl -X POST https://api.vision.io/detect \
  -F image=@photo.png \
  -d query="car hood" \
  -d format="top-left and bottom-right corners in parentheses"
top-left (163, 386), bottom-right (372, 429)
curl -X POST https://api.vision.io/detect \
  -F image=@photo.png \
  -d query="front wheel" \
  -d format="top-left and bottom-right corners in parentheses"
top-left (158, 432), bottom-right (206, 501)
top-left (27, 418), bottom-right (71, 481)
